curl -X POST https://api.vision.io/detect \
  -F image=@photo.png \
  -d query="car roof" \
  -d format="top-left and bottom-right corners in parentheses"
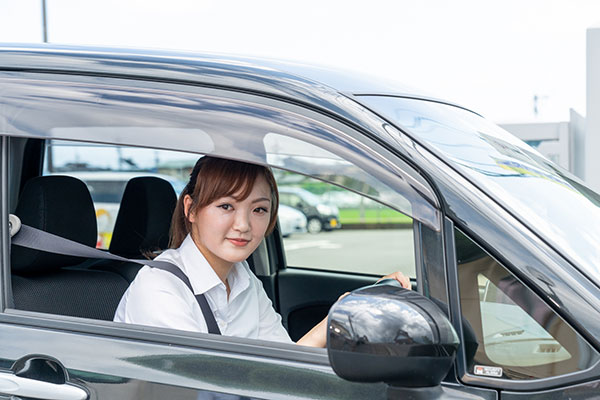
top-left (0, 43), bottom-right (464, 112)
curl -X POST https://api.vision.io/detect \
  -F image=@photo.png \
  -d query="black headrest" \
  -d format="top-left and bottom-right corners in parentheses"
top-left (11, 175), bottom-right (98, 275)
top-left (109, 176), bottom-right (177, 258)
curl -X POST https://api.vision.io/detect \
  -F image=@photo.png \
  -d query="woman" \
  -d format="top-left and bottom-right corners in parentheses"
top-left (114, 156), bottom-right (410, 347)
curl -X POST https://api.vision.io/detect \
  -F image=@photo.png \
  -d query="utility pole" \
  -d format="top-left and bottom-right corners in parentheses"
top-left (41, 0), bottom-right (48, 43)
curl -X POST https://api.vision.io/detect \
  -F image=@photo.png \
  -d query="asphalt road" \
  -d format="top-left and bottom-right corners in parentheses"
top-left (282, 229), bottom-right (415, 277)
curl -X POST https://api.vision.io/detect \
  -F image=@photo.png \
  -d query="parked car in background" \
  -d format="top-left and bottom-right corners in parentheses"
top-left (3, 44), bottom-right (600, 400)
top-left (278, 186), bottom-right (340, 233)
top-left (278, 204), bottom-right (307, 237)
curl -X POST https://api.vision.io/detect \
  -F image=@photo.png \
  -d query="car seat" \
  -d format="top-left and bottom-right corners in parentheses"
top-left (10, 175), bottom-right (130, 320)
top-left (98, 176), bottom-right (177, 282)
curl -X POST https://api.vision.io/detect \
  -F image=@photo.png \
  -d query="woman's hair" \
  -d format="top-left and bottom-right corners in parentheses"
top-left (169, 156), bottom-right (279, 248)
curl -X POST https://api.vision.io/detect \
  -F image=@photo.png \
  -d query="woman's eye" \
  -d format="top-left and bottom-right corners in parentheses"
top-left (254, 207), bottom-right (268, 214)
top-left (218, 204), bottom-right (233, 211)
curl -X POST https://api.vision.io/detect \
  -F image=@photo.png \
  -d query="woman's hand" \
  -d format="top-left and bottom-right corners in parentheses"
top-left (377, 271), bottom-right (411, 289)
top-left (296, 292), bottom-right (350, 347)
top-left (296, 271), bottom-right (411, 348)
top-left (296, 317), bottom-right (328, 347)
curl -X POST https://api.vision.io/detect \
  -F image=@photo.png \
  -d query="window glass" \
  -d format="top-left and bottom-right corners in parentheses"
top-left (5, 76), bottom-right (432, 333)
top-left (455, 228), bottom-right (598, 380)
top-left (279, 170), bottom-right (415, 277)
top-left (263, 132), bottom-right (418, 222)
top-left (43, 140), bottom-right (193, 249)
top-left (359, 95), bottom-right (600, 287)
top-left (478, 274), bottom-right (571, 367)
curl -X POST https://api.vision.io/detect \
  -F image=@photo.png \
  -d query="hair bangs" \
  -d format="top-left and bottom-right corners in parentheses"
top-left (210, 162), bottom-right (259, 204)
top-left (193, 158), bottom-right (261, 210)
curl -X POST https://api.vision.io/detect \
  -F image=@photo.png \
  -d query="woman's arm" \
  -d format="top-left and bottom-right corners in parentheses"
top-left (296, 317), bottom-right (328, 347)
top-left (296, 270), bottom-right (411, 347)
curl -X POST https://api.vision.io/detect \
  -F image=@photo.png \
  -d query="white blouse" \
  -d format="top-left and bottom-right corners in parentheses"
top-left (114, 234), bottom-right (292, 343)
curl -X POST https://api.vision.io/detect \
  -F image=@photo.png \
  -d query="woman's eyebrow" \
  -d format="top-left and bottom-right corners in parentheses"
top-left (251, 197), bottom-right (271, 204)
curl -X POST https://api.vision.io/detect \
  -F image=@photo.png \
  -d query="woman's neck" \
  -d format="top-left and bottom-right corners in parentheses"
top-left (209, 259), bottom-right (234, 286)
top-left (210, 260), bottom-right (232, 299)
top-left (190, 235), bottom-right (234, 287)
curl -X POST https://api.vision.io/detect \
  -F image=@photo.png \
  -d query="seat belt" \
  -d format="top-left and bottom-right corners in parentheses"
top-left (9, 215), bottom-right (222, 335)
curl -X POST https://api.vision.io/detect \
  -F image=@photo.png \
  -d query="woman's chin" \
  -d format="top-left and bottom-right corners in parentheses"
top-left (223, 251), bottom-right (253, 264)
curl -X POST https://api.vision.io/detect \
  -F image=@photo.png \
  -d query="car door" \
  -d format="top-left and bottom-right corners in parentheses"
top-left (1, 71), bottom-right (401, 400)
top-left (1, 70), bottom-right (455, 399)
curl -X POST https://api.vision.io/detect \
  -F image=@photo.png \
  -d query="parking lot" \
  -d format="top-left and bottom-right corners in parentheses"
top-left (282, 228), bottom-right (415, 277)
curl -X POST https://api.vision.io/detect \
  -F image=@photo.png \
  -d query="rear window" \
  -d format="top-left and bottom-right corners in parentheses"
top-left (85, 180), bottom-right (128, 203)
top-left (43, 140), bottom-right (191, 248)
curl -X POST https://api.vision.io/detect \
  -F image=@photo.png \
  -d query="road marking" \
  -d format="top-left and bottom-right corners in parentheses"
top-left (284, 240), bottom-right (342, 251)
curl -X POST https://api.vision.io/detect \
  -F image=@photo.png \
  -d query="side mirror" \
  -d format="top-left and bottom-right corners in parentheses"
top-left (327, 283), bottom-right (459, 391)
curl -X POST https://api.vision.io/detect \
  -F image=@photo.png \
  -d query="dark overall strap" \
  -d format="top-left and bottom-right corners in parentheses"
top-left (12, 223), bottom-right (222, 335)
top-left (147, 262), bottom-right (221, 335)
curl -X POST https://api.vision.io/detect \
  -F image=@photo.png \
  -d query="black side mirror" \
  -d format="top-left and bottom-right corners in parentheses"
top-left (327, 283), bottom-right (459, 393)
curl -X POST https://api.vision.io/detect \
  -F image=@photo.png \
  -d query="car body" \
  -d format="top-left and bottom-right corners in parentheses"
top-left (1, 44), bottom-right (600, 399)
top-left (278, 204), bottom-right (307, 237)
top-left (278, 186), bottom-right (340, 233)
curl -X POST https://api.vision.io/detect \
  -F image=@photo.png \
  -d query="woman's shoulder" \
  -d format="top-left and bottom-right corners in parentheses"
top-left (129, 252), bottom-right (189, 294)
top-left (129, 266), bottom-right (171, 291)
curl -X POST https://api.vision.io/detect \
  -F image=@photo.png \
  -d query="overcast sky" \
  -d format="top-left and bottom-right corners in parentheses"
top-left (1, 0), bottom-right (600, 123)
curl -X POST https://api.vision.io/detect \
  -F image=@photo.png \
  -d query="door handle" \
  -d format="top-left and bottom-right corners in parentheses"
top-left (0, 371), bottom-right (88, 400)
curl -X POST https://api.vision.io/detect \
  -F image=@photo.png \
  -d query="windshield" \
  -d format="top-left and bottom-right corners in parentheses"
top-left (358, 95), bottom-right (600, 282)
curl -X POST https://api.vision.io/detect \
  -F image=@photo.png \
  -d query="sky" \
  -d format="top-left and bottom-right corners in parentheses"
top-left (1, 0), bottom-right (600, 123)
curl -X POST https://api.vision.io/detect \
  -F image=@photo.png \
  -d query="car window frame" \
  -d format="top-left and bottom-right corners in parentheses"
top-left (0, 71), bottom-right (439, 225)
top-left (0, 71), bottom-right (442, 367)
top-left (0, 71), bottom-right (441, 264)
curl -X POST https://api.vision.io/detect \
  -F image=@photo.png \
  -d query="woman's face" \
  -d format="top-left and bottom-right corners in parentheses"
top-left (185, 175), bottom-right (272, 270)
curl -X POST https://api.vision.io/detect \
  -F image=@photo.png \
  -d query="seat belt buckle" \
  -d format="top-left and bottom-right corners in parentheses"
top-left (9, 214), bottom-right (21, 238)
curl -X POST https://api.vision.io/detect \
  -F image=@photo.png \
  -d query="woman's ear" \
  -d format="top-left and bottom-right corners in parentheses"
top-left (183, 194), bottom-right (196, 223)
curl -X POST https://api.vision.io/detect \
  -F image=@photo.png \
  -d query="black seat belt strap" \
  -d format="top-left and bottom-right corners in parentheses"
top-left (11, 222), bottom-right (222, 335)
top-left (146, 261), bottom-right (221, 335)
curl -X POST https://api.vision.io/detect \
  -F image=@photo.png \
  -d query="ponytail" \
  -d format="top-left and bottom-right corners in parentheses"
top-left (169, 185), bottom-right (192, 248)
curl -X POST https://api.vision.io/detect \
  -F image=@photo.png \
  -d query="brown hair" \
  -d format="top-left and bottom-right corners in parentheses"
top-left (169, 156), bottom-right (279, 248)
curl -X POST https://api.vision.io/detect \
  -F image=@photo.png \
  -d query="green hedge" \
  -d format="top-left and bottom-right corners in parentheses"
top-left (338, 208), bottom-right (412, 224)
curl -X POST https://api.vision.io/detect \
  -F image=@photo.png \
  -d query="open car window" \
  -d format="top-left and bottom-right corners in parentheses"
top-left (278, 170), bottom-right (415, 277)
top-left (2, 74), bottom-right (438, 346)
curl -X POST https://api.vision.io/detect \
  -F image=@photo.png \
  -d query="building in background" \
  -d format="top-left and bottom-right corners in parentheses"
top-left (501, 27), bottom-right (599, 193)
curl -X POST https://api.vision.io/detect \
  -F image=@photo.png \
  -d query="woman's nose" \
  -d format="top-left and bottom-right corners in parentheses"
top-left (232, 211), bottom-right (251, 232)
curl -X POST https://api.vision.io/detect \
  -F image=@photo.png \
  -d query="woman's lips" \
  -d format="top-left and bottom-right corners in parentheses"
top-left (227, 238), bottom-right (250, 247)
